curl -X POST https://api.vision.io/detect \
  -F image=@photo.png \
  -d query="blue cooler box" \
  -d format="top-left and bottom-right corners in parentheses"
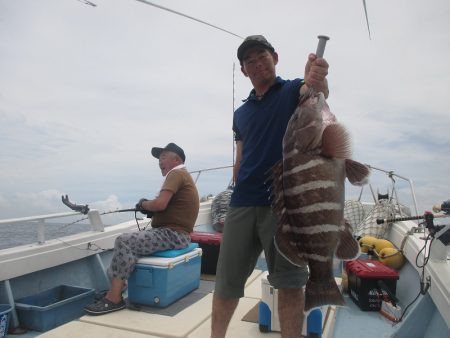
top-left (128, 247), bottom-right (202, 307)
top-left (258, 272), bottom-right (325, 336)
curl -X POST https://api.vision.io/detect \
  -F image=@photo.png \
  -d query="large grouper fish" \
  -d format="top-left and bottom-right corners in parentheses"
top-left (270, 90), bottom-right (370, 311)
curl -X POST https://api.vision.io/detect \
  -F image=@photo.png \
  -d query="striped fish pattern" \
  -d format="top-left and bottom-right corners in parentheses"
top-left (271, 91), bottom-right (370, 311)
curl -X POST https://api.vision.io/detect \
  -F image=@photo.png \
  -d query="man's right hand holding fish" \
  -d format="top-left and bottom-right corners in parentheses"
top-left (302, 53), bottom-right (330, 98)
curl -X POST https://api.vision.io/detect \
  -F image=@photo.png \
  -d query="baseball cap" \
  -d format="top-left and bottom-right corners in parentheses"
top-left (151, 143), bottom-right (186, 162)
top-left (237, 35), bottom-right (275, 63)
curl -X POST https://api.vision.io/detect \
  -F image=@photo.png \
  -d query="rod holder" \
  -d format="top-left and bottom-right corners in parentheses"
top-left (316, 35), bottom-right (330, 58)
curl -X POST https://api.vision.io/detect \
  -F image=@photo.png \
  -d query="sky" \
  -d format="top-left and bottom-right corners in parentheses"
top-left (1, 0), bottom-right (449, 225)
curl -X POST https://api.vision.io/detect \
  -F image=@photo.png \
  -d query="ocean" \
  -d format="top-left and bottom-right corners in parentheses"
top-left (0, 211), bottom-right (140, 250)
top-left (0, 221), bottom-right (94, 250)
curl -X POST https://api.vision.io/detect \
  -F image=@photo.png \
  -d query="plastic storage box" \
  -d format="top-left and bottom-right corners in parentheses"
top-left (190, 231), bottom-right (221, 274)
top-left (15, 285), bottom-right (95, 331)
top-left (345, 259), bottom-right (399, 311)
top-left (0, 305), bottom-right (12, 338)
top-left (128, 247), bottom-right (202, 307)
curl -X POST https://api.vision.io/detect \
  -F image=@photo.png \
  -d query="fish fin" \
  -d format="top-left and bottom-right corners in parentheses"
top-left (321, 123), bottom-right (352, 159)
top-left (305, 278), bottom-right (345, 311)
top-left (335, 219), bottom-right (360, 260)
top-left (274, 226), bottom-right (307, 267)
top-left (270, 160), bottom-right (306, 266)
top-left (345, 159), bottom-right (370, 185)
top-left (269, 161), bottom-right (285, 219)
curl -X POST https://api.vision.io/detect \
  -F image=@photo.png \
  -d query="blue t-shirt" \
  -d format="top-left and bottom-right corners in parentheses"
top-left (231, 77), bottom-right (303, 206)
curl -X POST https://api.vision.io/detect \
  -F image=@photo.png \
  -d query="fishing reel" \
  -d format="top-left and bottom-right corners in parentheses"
top-left (432, 199), bottom-right (450, 215)
top-left (135, 198), bottom-right (154, 218)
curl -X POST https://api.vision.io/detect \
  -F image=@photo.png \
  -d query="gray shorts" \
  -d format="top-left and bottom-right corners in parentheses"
top-left (214, 206), bottom-right (309, 298)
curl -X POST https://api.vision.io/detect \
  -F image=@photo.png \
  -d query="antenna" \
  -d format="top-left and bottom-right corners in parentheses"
top-left (232, 62), bottom-right (236, 171)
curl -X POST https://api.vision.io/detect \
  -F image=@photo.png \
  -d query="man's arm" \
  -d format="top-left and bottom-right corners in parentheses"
top-left (233, 140), bottom-right (243, 184)
top-left (141, 190), bottom-right (174, 212)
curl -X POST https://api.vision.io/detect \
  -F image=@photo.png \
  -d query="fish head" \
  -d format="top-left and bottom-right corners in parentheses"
top-left (299, 91), bottom-right (326, 124)
top-left (283, 91), bottom-right (325, 152)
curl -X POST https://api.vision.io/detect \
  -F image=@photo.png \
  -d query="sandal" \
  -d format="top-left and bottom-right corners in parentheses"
top-left (84, 297), bottom-right (126, 315)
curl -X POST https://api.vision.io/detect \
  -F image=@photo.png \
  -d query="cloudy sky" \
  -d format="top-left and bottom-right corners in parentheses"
top-left (1, 0), bottom-right (449, 224)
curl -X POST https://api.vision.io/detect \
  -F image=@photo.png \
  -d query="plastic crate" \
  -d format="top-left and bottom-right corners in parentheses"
top-left (15, 284), bottom-right (95, 331)
top-left (0, 305), bottom-right (12, 338)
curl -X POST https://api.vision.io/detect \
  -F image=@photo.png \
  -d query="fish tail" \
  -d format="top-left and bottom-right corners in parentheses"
top-left (321, 123), bottom-right (352, 159)
top-left (345, 159), bottom-right (370, 185)
top-left (305, 278), bottom-right (345, 311)
top-left (335, 220), bottom-right (360, 260)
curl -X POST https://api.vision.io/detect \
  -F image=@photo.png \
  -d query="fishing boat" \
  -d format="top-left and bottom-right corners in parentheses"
top-left (0, 165), bottom-right (449, 338)
top-left (2, 1), bottom-right (449, 337)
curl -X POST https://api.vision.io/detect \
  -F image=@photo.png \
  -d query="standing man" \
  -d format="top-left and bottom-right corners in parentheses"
top-left (211, 36), bottom-right (329, 337)
top-left (85, 142), bottom-right (199, 315)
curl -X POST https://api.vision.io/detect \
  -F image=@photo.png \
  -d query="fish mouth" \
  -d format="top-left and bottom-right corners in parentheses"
top-left (300, 88), bottom-right (326, 107)
top-left (315, 92), bottom-right (326, 109)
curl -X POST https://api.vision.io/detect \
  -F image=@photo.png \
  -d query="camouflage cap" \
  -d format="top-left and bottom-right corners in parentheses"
top-left (237, 35), bottom-right (275, 63)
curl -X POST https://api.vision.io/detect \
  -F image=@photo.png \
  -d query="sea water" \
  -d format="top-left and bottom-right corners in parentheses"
top-left (0, 221), bottom-right (93, 250)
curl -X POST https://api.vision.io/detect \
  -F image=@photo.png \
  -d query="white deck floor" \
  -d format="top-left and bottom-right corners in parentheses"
top-left (38, 270), bottom-right (282, 338)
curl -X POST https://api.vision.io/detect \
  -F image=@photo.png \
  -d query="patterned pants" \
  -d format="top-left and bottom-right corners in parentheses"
top-left (108, 227), bottom-right (191, 280)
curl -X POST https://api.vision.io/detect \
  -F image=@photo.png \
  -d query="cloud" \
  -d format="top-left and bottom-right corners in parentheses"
top-left (1, 0), bottom-right (449, 226)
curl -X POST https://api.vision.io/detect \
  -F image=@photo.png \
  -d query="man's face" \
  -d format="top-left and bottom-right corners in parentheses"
top-left (241, 47), bottom-right (278, 85)
top-left (158, 151), bottom-right (180, 176)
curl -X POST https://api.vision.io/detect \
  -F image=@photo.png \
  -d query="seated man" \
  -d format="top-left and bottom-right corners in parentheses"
top-left (84, 142), bottom-right (199, 315)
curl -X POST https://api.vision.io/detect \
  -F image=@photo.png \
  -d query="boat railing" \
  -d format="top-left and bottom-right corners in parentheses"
top-left (190, 165), bottom-right (233, 184)
top-left (364, 164), bottom-right (420, 217)
top-left (0, 209), bottom-right (105, 245)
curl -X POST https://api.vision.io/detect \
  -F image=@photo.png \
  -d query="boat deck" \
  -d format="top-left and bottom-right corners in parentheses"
top-left (36, 270), bottom-right (281, 338)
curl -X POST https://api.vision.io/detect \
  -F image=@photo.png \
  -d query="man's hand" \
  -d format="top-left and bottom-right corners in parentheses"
top-left (303, 53), bottom-right (329, 98)
top-left (135, 198), bottom-right (154, 218)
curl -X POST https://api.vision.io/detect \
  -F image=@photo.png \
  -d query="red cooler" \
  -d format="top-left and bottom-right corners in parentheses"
top-left (345, 259), bottom-right (399, 311)
top-left (190, 232), bottom-right (222, 274)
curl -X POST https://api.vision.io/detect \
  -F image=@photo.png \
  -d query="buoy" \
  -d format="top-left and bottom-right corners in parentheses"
top-left (359, 236), bottom-right (378, 253)
top-left (373, 238), bottom-right (395, 253)
top-left (378, 247), bottom-right (405, 270)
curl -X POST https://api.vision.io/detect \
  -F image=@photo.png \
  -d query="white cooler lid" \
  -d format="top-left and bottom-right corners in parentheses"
top-left (136, 247), bottom-right (202, 268)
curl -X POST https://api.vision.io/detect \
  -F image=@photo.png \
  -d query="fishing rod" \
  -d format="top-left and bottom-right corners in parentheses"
top-left (61, 195), bottom-right (137, 215)
top-left (134, 0), bottom-right (242, 38)
top-left (377, 199), bottom-right (450, 225)
top-left (76, 0), bottom-right (243, 39)
top-left (376, 213), bottom-right (449, 225)
top-left (376, 200), bottom-right (450, 245)
top-left (61, 195), bottom-right (152, 231)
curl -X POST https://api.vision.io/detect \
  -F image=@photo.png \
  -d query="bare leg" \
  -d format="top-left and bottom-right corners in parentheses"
top-left (211, 293), bottom-right (239, 338)
top-left (105, 278), bottom-right (125, 304)
top-left (278, 288), bottom-right (305, 338)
